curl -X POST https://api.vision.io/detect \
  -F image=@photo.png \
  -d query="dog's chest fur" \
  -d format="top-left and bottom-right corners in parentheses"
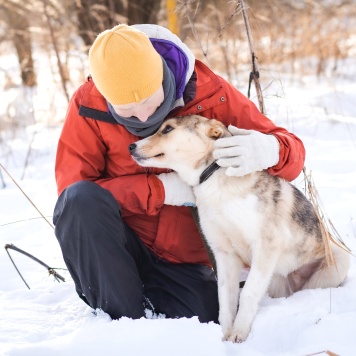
top-left (194, 170), bottom-right (265, 260)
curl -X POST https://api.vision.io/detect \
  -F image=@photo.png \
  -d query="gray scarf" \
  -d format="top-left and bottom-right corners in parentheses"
top-left (107, 58), bottom-right (176, 138)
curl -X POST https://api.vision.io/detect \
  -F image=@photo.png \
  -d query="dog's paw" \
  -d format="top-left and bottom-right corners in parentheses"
top-left (219, 314), bottom-right (234, 336)
top-left (223, 327), bottom-right (249, 343)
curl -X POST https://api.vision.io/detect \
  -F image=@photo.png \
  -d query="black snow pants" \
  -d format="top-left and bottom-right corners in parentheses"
top-left (53, 180), bottom-right (219, 323)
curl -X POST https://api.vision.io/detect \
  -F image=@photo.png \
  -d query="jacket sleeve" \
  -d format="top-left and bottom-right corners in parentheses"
top-left (55, 85), bottom-right (165, 216)
top-left (215, 76), bottom-right (305, 181)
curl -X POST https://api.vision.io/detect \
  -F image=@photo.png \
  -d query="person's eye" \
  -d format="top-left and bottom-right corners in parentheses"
top-left (161, 125), bottom-right (174, 134)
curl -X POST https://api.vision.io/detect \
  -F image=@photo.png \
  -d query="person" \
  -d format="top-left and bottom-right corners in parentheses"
top-left (53, 24), bottom-right (305, 323)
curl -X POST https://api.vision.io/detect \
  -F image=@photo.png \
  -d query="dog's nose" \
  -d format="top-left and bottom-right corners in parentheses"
top-left (128, 143), bottom-right (137, 153)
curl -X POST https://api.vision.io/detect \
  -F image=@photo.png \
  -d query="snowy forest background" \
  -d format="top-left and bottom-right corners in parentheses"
top-left (1, 1), bottom-right (356, 355)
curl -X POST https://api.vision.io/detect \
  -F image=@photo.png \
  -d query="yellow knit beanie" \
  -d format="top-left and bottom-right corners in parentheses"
top-left (89, 24), bottom-right (163, 105)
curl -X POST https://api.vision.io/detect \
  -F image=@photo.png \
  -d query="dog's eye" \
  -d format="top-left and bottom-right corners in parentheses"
top-left (161, 125), bottom-right (174, 135)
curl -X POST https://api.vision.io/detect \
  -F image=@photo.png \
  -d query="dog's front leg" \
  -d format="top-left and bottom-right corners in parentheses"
top-left (215, 250), bottom-right (243, 338)
top-left (226, 248), bottom-right (279, 343)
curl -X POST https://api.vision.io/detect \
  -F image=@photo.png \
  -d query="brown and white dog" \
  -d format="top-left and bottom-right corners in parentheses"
top-left (129, 115), bottom-right (350, 342)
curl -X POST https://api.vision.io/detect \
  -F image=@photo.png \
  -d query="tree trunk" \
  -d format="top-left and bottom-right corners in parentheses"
top-left (76, 0), bottom-right (128, 47)
top-left (127, 0), bottom-right (161, 25)
top-left (4, 6), bottom-right (37, 87)
top-left (75, 0), bottom-right (161, 47)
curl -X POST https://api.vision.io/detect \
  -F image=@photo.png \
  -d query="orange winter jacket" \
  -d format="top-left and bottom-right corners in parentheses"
top-left (55, 59), bottom-right (305, 266)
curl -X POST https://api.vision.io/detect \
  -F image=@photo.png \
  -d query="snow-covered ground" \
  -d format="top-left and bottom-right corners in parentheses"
top-left (1, 60), bottom-right (356, 355)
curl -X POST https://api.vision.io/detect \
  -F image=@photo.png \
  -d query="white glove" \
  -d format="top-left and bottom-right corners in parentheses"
top-left (157, 172), bottom-right (196, 207)
top-left (213, 125), bottom-right (279, 177)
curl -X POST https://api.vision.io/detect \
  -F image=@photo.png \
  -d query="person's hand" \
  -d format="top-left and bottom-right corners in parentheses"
top-left (157, 172), bottom-right (196, 206)
top-left (213, 125), bottom-right (279, 177)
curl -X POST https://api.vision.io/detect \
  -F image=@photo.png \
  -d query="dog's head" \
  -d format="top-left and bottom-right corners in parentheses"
top-left (129, 115), bottom-right (230, 185)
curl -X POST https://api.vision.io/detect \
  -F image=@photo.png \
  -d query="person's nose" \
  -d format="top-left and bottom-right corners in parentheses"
top-left (135, 106), bottom-right (155, 122)
top-left (135, 114), bottom-right (149, 122)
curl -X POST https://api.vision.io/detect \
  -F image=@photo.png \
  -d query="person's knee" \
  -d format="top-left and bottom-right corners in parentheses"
top-left (59, 180), bottom-right (104, 209)
top-left (53, 180), bottom-right (120, 225)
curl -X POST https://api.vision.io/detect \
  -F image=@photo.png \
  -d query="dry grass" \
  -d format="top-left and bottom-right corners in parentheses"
top-left (303, 168), bottom-right (354, 267)
top-left (176, 0), bottom-right (356, 79)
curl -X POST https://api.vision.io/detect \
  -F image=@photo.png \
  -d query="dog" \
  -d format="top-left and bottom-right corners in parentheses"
top-left (128, 114), bottom-right (350, 342)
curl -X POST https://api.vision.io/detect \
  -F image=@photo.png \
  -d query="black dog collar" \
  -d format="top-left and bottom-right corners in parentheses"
top-left (199, 161), bottom-right (220, 184)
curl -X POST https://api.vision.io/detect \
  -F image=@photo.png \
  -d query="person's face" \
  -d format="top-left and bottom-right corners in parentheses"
top-left (112, 85), bottom-right (164, 122)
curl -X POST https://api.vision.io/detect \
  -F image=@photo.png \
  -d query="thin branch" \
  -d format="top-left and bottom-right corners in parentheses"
top-left (0, 163), bottom-right (54, 230)
top-left (5, 244), bottom-right (66, 289)
top-left (42, 0), bottom-right (70, 103)
top-left (218, 3), bottom-right (242, 38)
top-left (177, 0), bottom-right (210, 64)
top-left (238, 0), bottom-right (265, 114)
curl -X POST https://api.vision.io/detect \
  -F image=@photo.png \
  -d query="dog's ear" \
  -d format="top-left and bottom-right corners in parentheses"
top-left (207, 120), bottom-right (231, 139)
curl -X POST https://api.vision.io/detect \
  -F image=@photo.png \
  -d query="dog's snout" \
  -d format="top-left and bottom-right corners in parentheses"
top-left (128, 143), bottom-right (137, 153)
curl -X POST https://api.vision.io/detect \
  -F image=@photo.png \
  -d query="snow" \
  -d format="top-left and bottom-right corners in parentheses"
top-left (1, 61), bottom-right (356, 356)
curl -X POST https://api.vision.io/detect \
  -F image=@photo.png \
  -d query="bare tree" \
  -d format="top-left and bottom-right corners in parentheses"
top-left (74, 0), bottom-right (161, 47)
top-left (1, 2), bottom-right (36, 87)
top-left (75, 0), bottom-right (128, 47)
top-left (127, 0), bottom-right (161, 25)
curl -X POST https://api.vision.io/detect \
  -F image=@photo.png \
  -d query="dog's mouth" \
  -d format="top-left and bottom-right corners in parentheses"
top-left (132, 152), bottom-right (164, 162)
top-left (153, 153), bottom-right (164, 158)
top-left (129, 142), bottom-right (165, 163)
